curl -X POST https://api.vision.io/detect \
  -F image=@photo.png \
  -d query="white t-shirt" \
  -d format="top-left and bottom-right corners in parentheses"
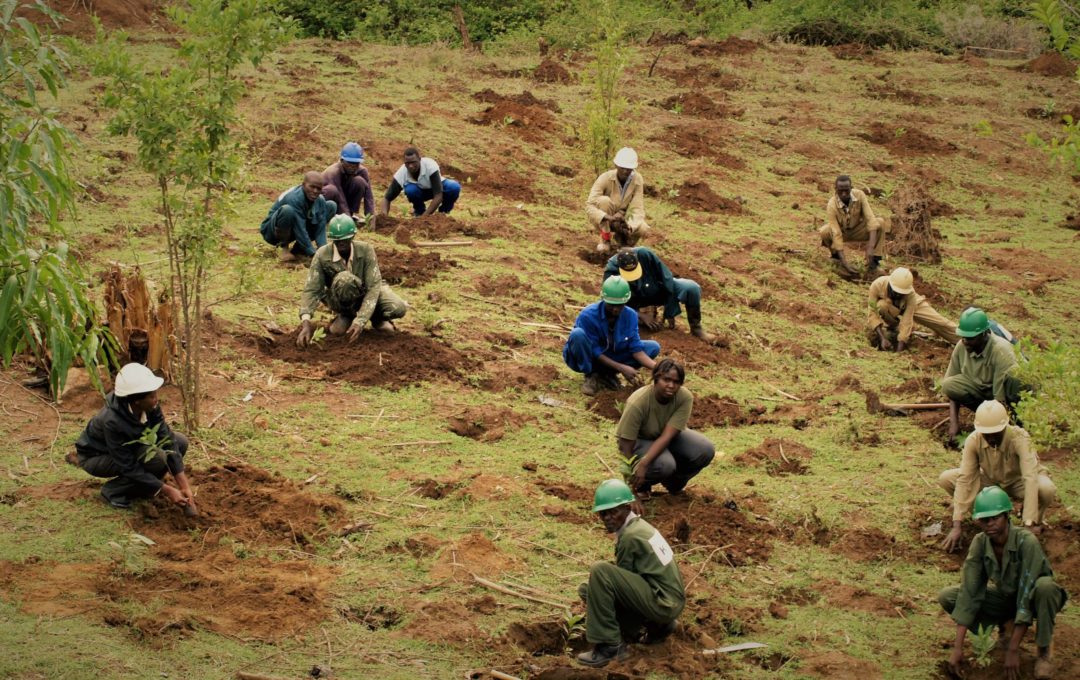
top-left (393, 157), bottom-right (440, 190)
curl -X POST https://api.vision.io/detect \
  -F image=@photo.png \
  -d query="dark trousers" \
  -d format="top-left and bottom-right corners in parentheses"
top-left (938, 578), bottom-right (1066, 648)
top-left (578, 563), bottom-right (682, 645)
top-left (633, 430), bottom-right (715, 493)
top-left (322, 177), bottom-right (371, 217)
top-left (77, 432), bottom-right (188, 504)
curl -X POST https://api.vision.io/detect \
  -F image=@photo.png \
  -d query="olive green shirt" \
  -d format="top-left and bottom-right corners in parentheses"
top-left (616, 516), bottom-right (685, 610)
top-left (952, 426), bottom-right (1048, 524)
top-left (952, 526), bottom-right (1058, 628)
top-left (299, 241), bottom-right (382, 326)
top-left (616, 385), bottom-right (693, 441)
top-left (944, 335), bottom-right (1018, 404)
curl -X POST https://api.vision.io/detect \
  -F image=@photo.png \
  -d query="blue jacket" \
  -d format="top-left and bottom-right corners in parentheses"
top-left (571, 301), bottom-right (646, 359)
top-left (260, 184), bottom-right (335, 236)
top-left (603, 247), bottom-right (678, 316)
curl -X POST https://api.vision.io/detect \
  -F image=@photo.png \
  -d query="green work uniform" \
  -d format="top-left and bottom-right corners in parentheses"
top-left (579, 515), bottom-right (685, 645)
top-left (299, 241), bottom-right (406, 328)
top-left (941, 334), bottom-right (1021, 410)
top-left (938, 525), bottom-right (1067, 648)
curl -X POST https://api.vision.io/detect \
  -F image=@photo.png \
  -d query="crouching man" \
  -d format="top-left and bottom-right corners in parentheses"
top-left (576, 479), bottom-right (685, 668)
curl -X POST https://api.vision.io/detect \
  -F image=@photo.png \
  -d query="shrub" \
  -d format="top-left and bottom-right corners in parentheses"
top-left (739, 0), bottom-right (946, 50)
top-left (937, 4), bottom-right (1045, 57)
top-left (1014, 340), bottom-right (1080, 450)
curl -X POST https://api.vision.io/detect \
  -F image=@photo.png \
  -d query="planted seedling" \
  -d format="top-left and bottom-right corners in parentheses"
top-left (311, 327), bottom-right (327, 345)
top-left (562, 612), bottom-right (586, 643)
top-left (618, 453), bottom-right (639, 485)
top-left (971, 624), bottom-right (995, 668)
top-left (127, 422), bottom-right (172, 464)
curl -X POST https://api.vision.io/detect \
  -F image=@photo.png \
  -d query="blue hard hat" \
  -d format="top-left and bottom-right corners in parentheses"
top-left (340, 142), bottom-right (364, 164)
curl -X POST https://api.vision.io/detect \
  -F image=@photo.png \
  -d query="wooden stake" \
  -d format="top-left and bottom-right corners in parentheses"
top-left (489, 671), bottom-right (523, 680)
top-left (881, 402), bottom-right (950, 411)
top-left (414, 240), bottom-right (474, 248)
top-left (380, 440), bottom-right (451, 448)
top-left (471, 574), bottom-right (570, 609)
top-left (593, 451), bottom-right (615, 476)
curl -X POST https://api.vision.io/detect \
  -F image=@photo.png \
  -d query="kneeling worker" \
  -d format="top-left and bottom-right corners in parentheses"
top-left (819, 174), bottom-right (887, 279)
top-left (68, 363), bottom-right (195, 513)
top-left (563, 276), bottom-right (660, 396)
top-left (938, 486), bottom-right (1066, 680)
top-left (604, 247), bottom-right (714, 341)
top-left (587, 147), bottom-right (650, 253)
top-left (260, 171), bottom-right (336, 262)
top-left (616, 358), bottom-right (715, 498)
top-left (297, 215), bottom-right (407, 347)
top-left (867, 266), bottom-right (958, 351)
top-left (577, 479), bottom-right (685, 668)
top-left (940, 400), bottom-right (1056, 552)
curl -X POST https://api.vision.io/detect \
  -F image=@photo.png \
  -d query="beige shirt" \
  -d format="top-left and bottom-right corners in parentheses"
top-left (586, 170), bottom-right (647, 231)
top-left (616, 385), bottom-right (692, 441)
top-left (825, 188), bottom-right (882, 249)
top-left (866, 275), bottom-right (923, 342)
top-left (952, 425), bottom-right (1047, 524)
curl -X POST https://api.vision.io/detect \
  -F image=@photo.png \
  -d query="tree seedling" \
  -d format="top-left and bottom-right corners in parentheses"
top-left (971, 624), bottom-right (995, 668)
top-left (311, 327), bottom-right (327, 345)
top-left (618, 453), bottom-right (638, 485)
top-left (562, 612), bottom-right (586, 643)
top-left (127, 423), bottom-right (173, 464)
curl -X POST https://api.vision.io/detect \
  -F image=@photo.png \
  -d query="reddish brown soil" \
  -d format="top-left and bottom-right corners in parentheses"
top-left (0, 464), bottom-right (342, 642)
top-left (429, 531), bottom-right (522, 580)
top-left (818, 580), bottom-right (914, 617)
top-left (658, 66), bottom-right (745, 90)
top-left (469, 100), bottom-right (557, 144)
top-left (475, 273), bottom-right (523, 297)
top-left (861, 123), bottom-right (959, 157)
top-left (642, 328), bottom-right (757, 371)
top-left (690, 395), bottom-right (767, 428)
top-left (800, 651), bottom-right (882, 677)
top-left (653, 124), bottom-right (746, 168)
top-left (402, 600), bottom-right (483, 645)
top-left (826, 526), bottom-right (902, 562)
top-left (687, 36), bottom-right (761, 56)
top-left (472, 89), bottom-right (560, 112)
top-left (534, 59), bottom-right (572, 83)
top-left (648, 492), bottom-right (777, 565)
top-left (980, 247), bottom-right (1067, 294)
top-left (658, 255), bottom-right (726, 300)
top-left (1059, 213), bottom-right (1080, 230)
top-left (447, 405), bottom-right (534, 442)
top-left (440, 162), bottom-right (536, 202)
top-left (376, 213), bottom-right (493, 242)
top-left (256, 331), bottom-right (475, 388)
top-left (659, 93), bottom-right (743, 119)
top-left (931, 623), bottom-right (1080, 679)
top-left (379, 249), bottom-right (457, 287)
top-left (1018, 51), bottom-right (1078, 77)
top-left (676, 180), bottom-right (745, 214)
top-left (37, 0), bottom-right (164, 37)
top-left (479, 362), bottom-right (560, 392)
top-left (735, 438), bottom-right (812, 476)
top-left (867, 83), bottom-right (942, 107)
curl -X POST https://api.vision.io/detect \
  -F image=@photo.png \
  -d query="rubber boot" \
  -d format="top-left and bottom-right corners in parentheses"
top-left (576, 643), bottom-right (627, 668)
top-left (687, 306), bottom-right (713, 342)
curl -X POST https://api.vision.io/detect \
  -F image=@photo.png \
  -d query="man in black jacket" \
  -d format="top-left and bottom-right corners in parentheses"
top-left (602, 247), bottom-right (713, 341)
top-left (67, 363), bottom-right (195, 513)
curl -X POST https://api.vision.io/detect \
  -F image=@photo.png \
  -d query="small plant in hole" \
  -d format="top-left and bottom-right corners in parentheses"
top-left (618, 453), bottom-right (638, 485)
top-left (310, 327), bottom-right (327, 345)
top-left (1041, 100), bottom-right (1057, 118)
top-left (562, 612), bottom-right (586, 644)
top-left (894, 127), bottom-right (907, 138)
top-left (126, 422), bottom-right (172, 464)
top-left (970, 624), bottom-right (995, 668)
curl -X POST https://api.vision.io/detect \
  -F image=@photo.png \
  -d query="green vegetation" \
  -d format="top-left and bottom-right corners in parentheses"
top-left (1016, 340), bottom-right (1080, 449)
top-left (0, 0), bottom-right (114, 397)
top-left (86, 0), bottom-right (292, 428)
top-left (583, 0), bottom-right (628, 176)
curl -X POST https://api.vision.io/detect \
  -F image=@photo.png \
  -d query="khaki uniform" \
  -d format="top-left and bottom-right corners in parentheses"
top-left (939, 425), bottom-right (1055, 525)
top-left (865, 275), bottom-right (958, 345)
top-left (941, 335), bottom-right (1021, 410)
top-left (819, 188), bottom-right (887, 255)
top-left (300, 241), bottom-right (406, 328)
top-left (586, 170), bottom-right (650, 246)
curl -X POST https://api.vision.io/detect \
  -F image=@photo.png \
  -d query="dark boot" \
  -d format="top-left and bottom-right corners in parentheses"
top-left (687, 306), bottom-right (713, 342)
top-left (576, 643), bottom-right (628, 668)
top-left (642, 619), bottom-right (678, 644)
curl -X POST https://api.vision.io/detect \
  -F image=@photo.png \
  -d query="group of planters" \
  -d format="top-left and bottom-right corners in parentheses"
top-left (60, 142), bottom-right (1068, 675)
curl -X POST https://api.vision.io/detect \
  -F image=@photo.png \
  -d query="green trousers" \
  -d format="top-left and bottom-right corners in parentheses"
top-left (938, 577), bottom-right (1066, 648)
top-left (940, 373), bottom-right (1023, 412)
top-left (578, 562), bottom-right (682, 645)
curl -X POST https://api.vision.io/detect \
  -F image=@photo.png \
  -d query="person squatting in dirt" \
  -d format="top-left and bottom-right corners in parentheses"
top-left (296, 215), bottom-right (408, 347)
top-left (587, 147), bottom-right (651, 253)
top-left (322, 142), bottom-right (375, 223)
top-left (66, 363), bottom-right (197, 514)
top-left (378, 146), bottom-right (461, 217)
top-left (575, 479), bottom-right (685, 668)
top-left (939, 400), bottom-right (1056, 553)
top-left (616, 358), bottom-right (715, 500)
top-left (819, 174), bottom-right (888, 280)
top-left (259, 171), bottom-right (337, 263)
top-left (562, 276), bottom-right (660, 396)
top-left (603, 247), bottom-right (714, 342)
top-left (941, 307), bottom-right (1023, 442)
top-left (938, 486), bottom-right (1067, 680)
top-left (866, 266), bottom-right (958, 351)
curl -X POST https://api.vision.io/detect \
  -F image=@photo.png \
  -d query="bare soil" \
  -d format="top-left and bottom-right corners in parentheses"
top-left (440, 162), bottom-right (536, 203)
top-left (1018, 51), bottom-right (1078, 77)
top-left (469, 100), bottom-right (557, 144)
top-left (447, 405), bottom-right (534, 442)
top-left (675, 180), bottom-right (744, 214)
top-left (658, 92), bottom-right (743, 119)
top-left (652, 124), bottom-right (747, 169)
top-left (534, 59), bottom-right (572, 83)
top-left (256, 331), bottom-right (476, 388)
top-left (379, 249), bottom-right (458, 287)
top-left (861, 122), bottom-right (958, 156)
top-left (735, 438), bottom-right (812, 476)
top-left (472, 88), bottom-right (560, 112)
top-left (376, 213), bottom-right (493, 242)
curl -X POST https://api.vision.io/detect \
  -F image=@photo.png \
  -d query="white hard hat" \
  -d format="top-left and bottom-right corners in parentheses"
top-left (974, 400), bottom-right (1009, 434)
top-left (114, 363), bottom-right (164, 397)
top-left (888, 267), bottom-right (914, 295)
top-left (613, 147), bottom-right (638, 169)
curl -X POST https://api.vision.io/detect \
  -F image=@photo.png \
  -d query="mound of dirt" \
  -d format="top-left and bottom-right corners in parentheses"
top-left (430, 531), bottom-right (522, 580)
top-left (860, 122), bottom-right (958, 157)
top-left (687, 36), bottom-right (760, 56)
top-left (402, 600), bottom-right (482, 645)
top-left (653, 125), bottom-right (746, 168)
top-left (469, 100), bottom-right (557, 144)
top-left (447, 405), bottom-right (534, 442)
top-left (1061, 214), bottom-right (1080, 230)
top-left (1018, 51), bottom-right (1078, 77)
top-left (867, 83), bottom-right (941, 107)
top-left (472, 89), bottom-right (560, 112)
top-left (379, 250), bottom-right (457, 287)
top-left (375, 213), bottom-right (492, 241)
top-left (735, 438), bottom-right (812, 476)
top-left (887, 185), bottom-right (944, 263)
top-left (440, 163), bottom-right (535, 202)
top-left (676, 180), bottom-right (744, 214)
top-left (478, 362), bottom-right (560, 392)
top-left (829, 43), bottom-right (875, 60)
top-left (690, 395), bottom-right (766, 428)
top-left (649, 492), bottom-right (777, 565)
top-left (643, 328), bottom-right (756, 371)
top-left (257, 331), bottom-right (475, 388)
top-left (818, 580), bottom-right (913, 617)
top-left (659, 93), bottom-right (742, 119)
top-left (475, 273), bottom-right (523, 297)
top-left (534, 59), bottom-right (571, 83)
top-left (827, 526), bottom-right (901, 562)
top-left (38, 0), bottom-right (164, 37)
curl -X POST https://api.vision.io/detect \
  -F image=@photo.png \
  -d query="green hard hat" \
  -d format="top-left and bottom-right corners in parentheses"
top-left (601, 276), bottom-right (632, 305)
top-left (592, 479), bottom-right (635, 512)
top-left (328, 214), bottom-right (357, 241)
top-left (972, 485), bottom-right (1013, 520)
top-left (957, 307), bottom-right (990, 338)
